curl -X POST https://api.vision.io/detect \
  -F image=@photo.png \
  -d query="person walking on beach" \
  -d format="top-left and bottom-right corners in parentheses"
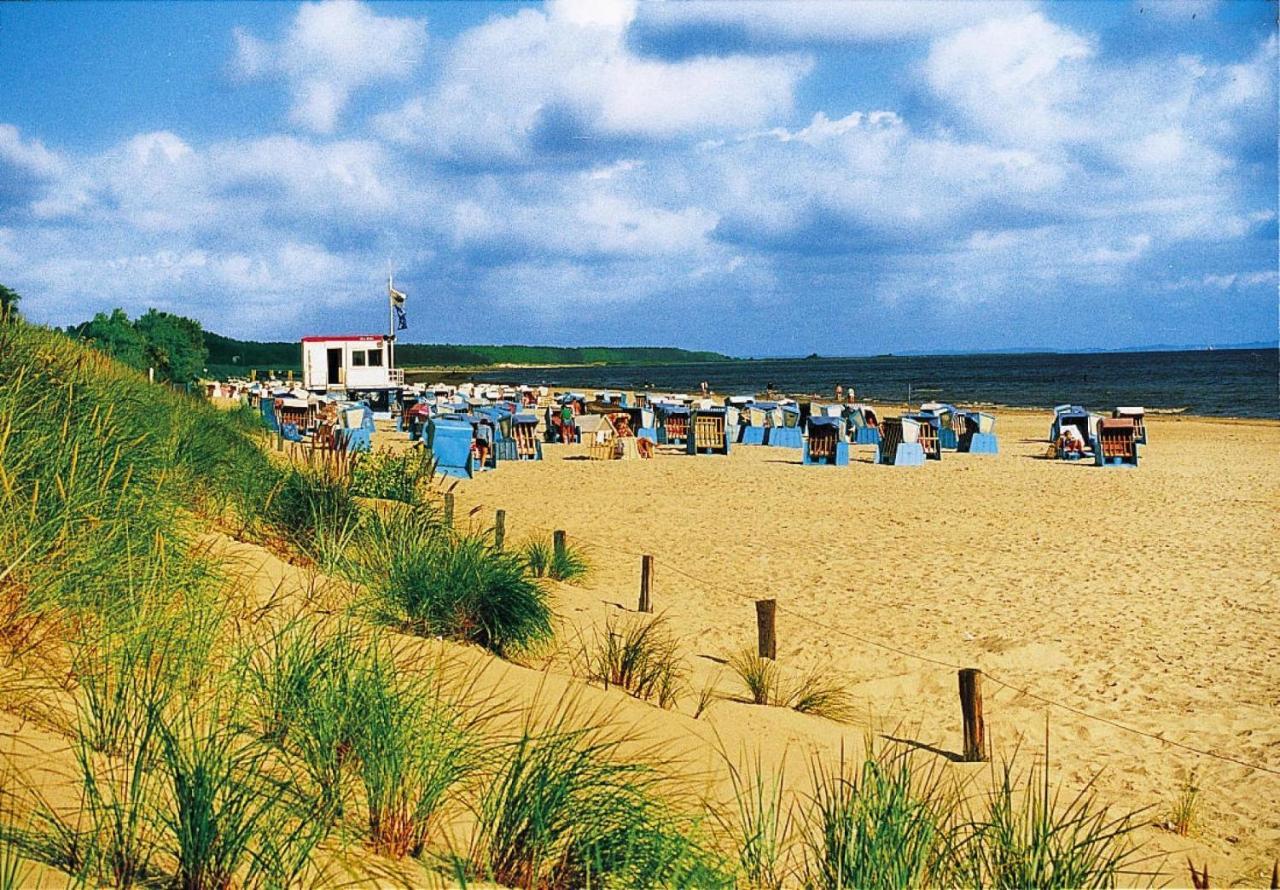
top-left (700, 380), bottom-right (709, 397)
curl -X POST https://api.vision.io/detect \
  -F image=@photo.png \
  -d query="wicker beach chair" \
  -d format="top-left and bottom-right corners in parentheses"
top-left (1096, 417), bottom-right (1140, 467)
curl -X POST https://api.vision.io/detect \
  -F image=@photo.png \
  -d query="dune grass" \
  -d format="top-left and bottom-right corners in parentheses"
top-left (348, 507), bottom-right (553, 657)
top-left (579, 613), bottom-right (687, 709)
top-left (467, 692), bottom-right (728, 889)
top-left (727, 650), bottom-right (854, 722)
top-left (718, 750), bottom-right (794, 890)
top-left (348, 447), bottom-right (436, 504)
top-left (522, 533), bottom-right (590, 583)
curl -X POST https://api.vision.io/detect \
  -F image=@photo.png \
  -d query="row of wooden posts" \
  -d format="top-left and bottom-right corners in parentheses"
top-left (449, 500), bottom-right (989, 763)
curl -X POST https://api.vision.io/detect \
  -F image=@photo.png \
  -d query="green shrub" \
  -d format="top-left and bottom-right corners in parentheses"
top-left (351, 509), bottom-right (553, 657)
top-left (349, 448), bottom-right (435, 504)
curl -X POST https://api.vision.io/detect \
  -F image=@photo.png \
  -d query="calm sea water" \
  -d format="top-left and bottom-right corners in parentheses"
top-left (461, 349), bottom-right (1278, 418)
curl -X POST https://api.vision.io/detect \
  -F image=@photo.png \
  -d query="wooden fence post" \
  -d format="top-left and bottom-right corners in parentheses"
top-left (553, 530), bottom-right (567, 564)
top-left (756, 599), bottom-right (777, 660)
top-left (958, 668), bottom-right (986, 762)
top-left (639, 555), bottom-right (654, 613)
top-left (494, 509), bottom-right (506, 550)
top-left (444, 493), bottom-right (455, 527)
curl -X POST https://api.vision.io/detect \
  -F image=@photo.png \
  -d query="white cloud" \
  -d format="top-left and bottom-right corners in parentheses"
top-left (925, 13), bottom-right (1094, 146)
top-left (0, 124), bottom-right (65, 179)
top-left (637, 0), bottom-right (1034, 44)
top-left (377, 3), bottom-right (811, 162)
top-left (232, 0), bottom-right (427, 133)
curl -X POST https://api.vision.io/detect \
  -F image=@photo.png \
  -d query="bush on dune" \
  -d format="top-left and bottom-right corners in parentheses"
top-left (346, 508), bottom-right (553, 657)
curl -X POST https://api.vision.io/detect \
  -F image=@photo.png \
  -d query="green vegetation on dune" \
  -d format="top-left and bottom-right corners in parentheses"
top-left (0, 313), bottom-right (1149, 888)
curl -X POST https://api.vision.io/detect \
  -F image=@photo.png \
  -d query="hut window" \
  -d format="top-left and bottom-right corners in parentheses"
top-left (352, 350), bottom-right (367, 367)
top-left (366, 349), bottom-right (383, 367)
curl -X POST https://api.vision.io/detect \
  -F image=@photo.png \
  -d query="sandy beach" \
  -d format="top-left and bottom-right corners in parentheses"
top-left (388, 408), bottom-right (1280, 885)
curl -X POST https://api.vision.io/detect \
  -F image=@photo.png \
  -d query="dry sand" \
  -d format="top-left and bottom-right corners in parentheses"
top-left (427, 409), bottom-right (1280, 885)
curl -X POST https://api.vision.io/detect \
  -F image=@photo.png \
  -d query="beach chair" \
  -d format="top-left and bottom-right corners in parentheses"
top-left (907, 413), bottom-right (943, 461)
top-left (846, 405), bottom-right (882, 445)
top-left (1050, 405), bottom-right (1101, 461)
top-left (333, 402), bottom-right (374, 453)
top-left (1113, 407), bottom-right (1147, 444)
top-left (767, 404), bottom-right (804, 448)
top-left (275, 397), bottom-right (312, 436)
top-left (738, 402), bottom-right (773, 445)
top-left (426, 417), bottom-right (477, 478)
top-left (512, 414), bottom-right (542, 461)
top-left (687, 408), bottom-right (731, 455)
top-left (954, 411), bottom-right (999, 454)
top-left (1095, 417), bottom-right (1140, 467)
top-left (655, 404), bottom-right (690, 445)
top-left (875, 417), bottom-right (926, 466)
top-left (803, 416), bottom-right (849, 466)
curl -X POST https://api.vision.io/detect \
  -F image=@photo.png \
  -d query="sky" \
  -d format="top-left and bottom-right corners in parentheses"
top-left (0, 0), bottom-right (1275, 355)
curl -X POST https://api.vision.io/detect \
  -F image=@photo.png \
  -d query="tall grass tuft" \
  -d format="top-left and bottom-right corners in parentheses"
top-left (955, 745), bottom-right (1145, 889)
top-left (1165, 770), bottom-right (1199, 837)
top-left (522, 534), bottom-right (590, 583)
top-left (155, 704), bottom-right (321, 890)
top-left (579, 613), bottom-right (686, 709)
top-left (727, 651), bottom-right (854, 721)
top-left (351, 508), bottom-right (553, 657)
top-left (717, 750), bottom-right (794, 890)
top-left (798, 742), bottom-right (953, 889)
top-left (348, 648), bottom-right (478, 858)
top-left (469, 693), bottom-right (727, 889)
top-left (267, 465), bottom-right (363, 566)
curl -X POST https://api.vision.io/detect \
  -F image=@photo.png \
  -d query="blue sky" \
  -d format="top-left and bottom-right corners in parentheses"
top-left (0, 0), bottom-right (1274, 354)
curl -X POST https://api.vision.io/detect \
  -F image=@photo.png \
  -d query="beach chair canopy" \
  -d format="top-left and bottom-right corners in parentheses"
top-left (807, 416), bottom-right (843, 432)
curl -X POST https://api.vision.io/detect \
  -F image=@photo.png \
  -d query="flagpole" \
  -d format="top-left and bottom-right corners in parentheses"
top-left (387, 272), bottom-right (396, 371)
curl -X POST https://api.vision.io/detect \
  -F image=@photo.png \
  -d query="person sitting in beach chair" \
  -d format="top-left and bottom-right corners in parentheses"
top-left (1056, 424), bottom-right (1087, 456)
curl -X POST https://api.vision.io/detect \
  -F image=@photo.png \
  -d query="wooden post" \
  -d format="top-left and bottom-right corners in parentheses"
top-left (494, 509), bottom-right (506, 550)
top-left (553, 530), bottom-right (567, 564)
top-left (756, 599), bottom-right (777, 660)
top-left (958, 668), bottom-right (986, 762)
top-left (444, 493), bottom-right (455, 527)
top-left (639, 555), bottom-right (653, 613)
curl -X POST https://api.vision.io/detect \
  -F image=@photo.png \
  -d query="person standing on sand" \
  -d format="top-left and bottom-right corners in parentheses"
top-left (700, 380), bottom-right (709, 397)
top-left (847, 386), bottom-right (856, 403)
top-left (835, 384), bottom-right (844, 402)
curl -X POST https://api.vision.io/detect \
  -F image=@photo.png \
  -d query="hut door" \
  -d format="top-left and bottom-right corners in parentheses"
top-left (327, 348), bottom-right (342, 385)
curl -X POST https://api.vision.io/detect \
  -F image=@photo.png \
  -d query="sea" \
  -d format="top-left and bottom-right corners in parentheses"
top-left (459, 349), bottom-right (1278, 419)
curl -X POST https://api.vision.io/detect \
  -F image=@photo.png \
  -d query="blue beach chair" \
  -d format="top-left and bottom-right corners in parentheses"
top-left (803, 416), bottom-right (849, 466)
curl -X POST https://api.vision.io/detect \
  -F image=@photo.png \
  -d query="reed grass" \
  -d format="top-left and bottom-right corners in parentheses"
top-left (954, 748), bottom-right (1146, 888)
top-left (155, 703), bottom-right (321, 890)
top-left (1166, 771), bottom-right (1200, 837)
top-left (717, 750), bottom-right (794, 890)
top-left (798, 742), bottom-right (953, 889)
top-left (522, 534), bottom-right (590, 583)
top-left (348, 648), bottom-right (477, 859)
top-left (468, 692), bottom-right (727, 889)
top-left (727, 651), bottom-right (854, 722)
top-left (351, 508), bottom-right (552, 657)
top-left (579, 613), bottom-right (686, 709)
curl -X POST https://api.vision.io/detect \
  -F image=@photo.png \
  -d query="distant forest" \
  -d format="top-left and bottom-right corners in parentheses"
top-left (205, 332), bottom-right (731, 372)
